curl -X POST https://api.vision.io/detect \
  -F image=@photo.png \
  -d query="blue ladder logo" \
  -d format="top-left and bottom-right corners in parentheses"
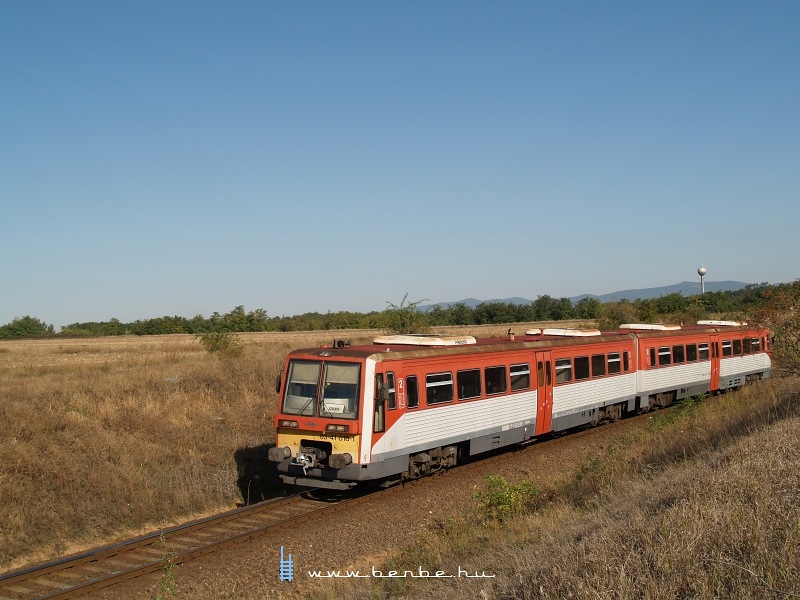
top-left (279, 546), bottom-right (294, 582)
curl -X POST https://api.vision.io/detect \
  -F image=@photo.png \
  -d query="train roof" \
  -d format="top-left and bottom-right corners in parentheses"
top-left (285, 322), bottom-right (768, 362)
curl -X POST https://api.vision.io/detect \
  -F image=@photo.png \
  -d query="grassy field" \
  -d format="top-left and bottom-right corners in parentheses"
top-left (4, 324), bottom-right (794, 600)
top-left (0, 324), bottom-right (535, 571)
top-left (0, 331), bottom-right (351, 570)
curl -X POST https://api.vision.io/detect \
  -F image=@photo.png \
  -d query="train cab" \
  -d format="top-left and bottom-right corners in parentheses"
top-left (268, 348), bottom-right (369, 489)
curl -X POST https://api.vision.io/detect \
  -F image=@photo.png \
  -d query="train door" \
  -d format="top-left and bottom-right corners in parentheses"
top-left (709, 334), bottom-right (720, 391)
top-left (535, 351), bottom-right (553, 435)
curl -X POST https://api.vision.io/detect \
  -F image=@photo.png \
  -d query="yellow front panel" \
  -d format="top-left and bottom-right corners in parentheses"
top-left (277, 429), bottom-right (362, 463)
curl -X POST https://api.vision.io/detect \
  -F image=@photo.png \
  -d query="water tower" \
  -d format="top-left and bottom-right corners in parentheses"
top-left (698, 265), bottom-right (707, 294)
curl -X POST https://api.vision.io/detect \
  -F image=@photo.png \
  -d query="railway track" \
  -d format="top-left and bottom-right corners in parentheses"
top-left (0, 490), bottom-right (367, 600)
top-left (0, 410), bottom-right (652, 599)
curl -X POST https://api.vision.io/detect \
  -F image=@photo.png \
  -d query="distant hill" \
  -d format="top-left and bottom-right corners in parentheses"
top-left (421, 297), bottom-right (533, 310)
top-left (572, 280), bottom-right (750, 303)
top-left (420, 281), bottom-right (750, 311)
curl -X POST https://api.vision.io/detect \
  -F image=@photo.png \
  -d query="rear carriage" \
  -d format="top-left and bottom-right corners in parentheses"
top-left (268, 323), bottom-right (771, 490)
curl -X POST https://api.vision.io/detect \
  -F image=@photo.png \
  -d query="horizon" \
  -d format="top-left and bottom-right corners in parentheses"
top-left (3, 278), bottom-right (778, 329)
top-left (3, 3), bottom-right (798, 328)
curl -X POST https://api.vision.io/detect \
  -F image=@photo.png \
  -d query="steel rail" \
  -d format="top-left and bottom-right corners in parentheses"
top-left (0, 410), bottom-right (652, 599)
top-left (0, 489), bottom-right (368, 600)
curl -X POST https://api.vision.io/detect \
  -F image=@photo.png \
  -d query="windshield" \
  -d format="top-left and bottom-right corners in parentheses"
top-left (282, 360), bottom-right (360, 420)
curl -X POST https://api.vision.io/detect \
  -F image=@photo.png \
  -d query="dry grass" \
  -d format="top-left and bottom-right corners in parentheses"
top-left (0, 331), bottom-right (375, 570)
top-left (0, 324), bottom-right (548, 572)
top-left (307, 378), bottom-right (800, 600)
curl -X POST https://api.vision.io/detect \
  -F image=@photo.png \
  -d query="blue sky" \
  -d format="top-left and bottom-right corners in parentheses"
top-left (2, 1), bottom-right (798, 328)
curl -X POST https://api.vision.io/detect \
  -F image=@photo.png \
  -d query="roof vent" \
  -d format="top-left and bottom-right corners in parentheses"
top-left (372, 334), bottom-right (477, 347)
top-left (697, 320), bottom-right (743, 327)
top-left (536, 328), bottom-right (602, 337)
top-left (620, 324), bottom-right (681, 331)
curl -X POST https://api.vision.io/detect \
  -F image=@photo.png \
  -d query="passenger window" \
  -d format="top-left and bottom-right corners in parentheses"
top-left (426, 372), bottom-right (453, 405)
top-left (555, 358), bottom-right (572, 384)
top-left (485, 366), bottom-right (507, 395)
top-left (608, 352), bottom-right (621, 375)
top-left (592, 354), bottom-right (606, 377)
top-left (673, 345), bottom-right (685, 364)
top-left (510, 363), bottom-right (530, 391)
top-left (733, 339), bottom-right (742, 355)
top-left (722, 341), bottom-right (733, 357)
top-left (574, 356), bottom-right (590, 380)
top-left (743, 338), bottom-right (753, 353)
top-left (406, 376), bottom-right (419, 409)
top-left (752, 338), bottom-right (761, 352)
top-left (658, 346), bottom-right (671, 366)
top-left (699, 343), bottom-right (709, 360)
top-left (687, 344), bottom-right (697, 362)
top-left (623, 351), bottom-right (630, 372)
top-left (457, 369), bottom-right (481, 400)
top-left (649, 348), bottom-right (656, 367)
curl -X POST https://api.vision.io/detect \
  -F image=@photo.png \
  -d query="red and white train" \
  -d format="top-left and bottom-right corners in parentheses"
top-left (268, 322), bottom-right (771, 489)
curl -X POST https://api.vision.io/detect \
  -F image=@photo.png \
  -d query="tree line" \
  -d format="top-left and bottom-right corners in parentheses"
top-left (0, 283), bottom-right (784, 339)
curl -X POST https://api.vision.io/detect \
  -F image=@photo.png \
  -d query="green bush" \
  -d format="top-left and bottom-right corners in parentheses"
top-left (381, 294), bottom-right (431, 334)
top-left (195, 331), bottom-right (243, 357)
top-left (473, 475), bottom-right (541, 524)
top-left (0, 316), bottom-right (55, 338)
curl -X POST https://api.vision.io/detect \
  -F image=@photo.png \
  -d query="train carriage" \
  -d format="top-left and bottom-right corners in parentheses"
top-left (627, 324), bottom-right (719, 409)
top-left (712, 322), bottom-right (772, 389)
top-left (268, 322), bottom-right (771, 490)
top-left (542, 330), bottom-right (637, 429)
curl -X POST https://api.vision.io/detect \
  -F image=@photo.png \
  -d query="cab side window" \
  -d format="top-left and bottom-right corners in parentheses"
top-left (406, 376), bottom-right (419, 409)
top-left (386, 372), bottom-right (396, 409)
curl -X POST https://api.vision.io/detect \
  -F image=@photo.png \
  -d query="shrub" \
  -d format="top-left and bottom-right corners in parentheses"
top-left (473, 475), bottom-right (541, 524)
top-left (0, 316), bottom-right (55, 338)
top-left (381, 294), bottom-right (431, 334)
top-left (753, 279), bottom-right (800, 376)
top-left (195, 331), bottom-right (243, 358)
